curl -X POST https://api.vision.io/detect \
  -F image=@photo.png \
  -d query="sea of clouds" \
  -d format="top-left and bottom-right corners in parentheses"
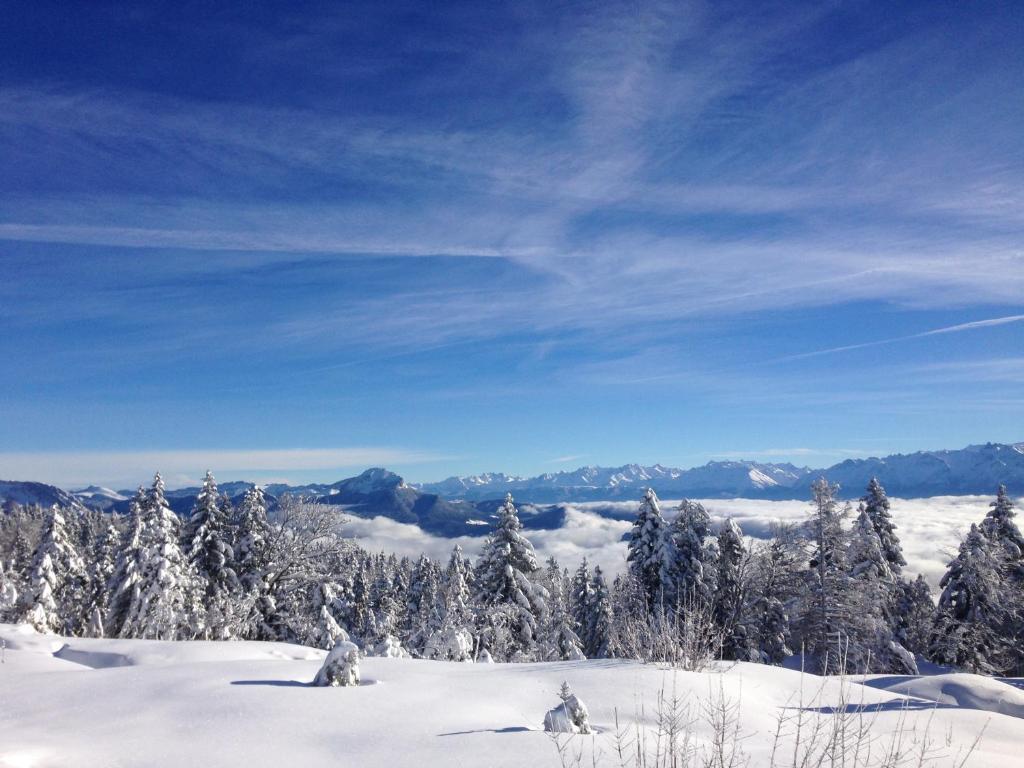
top-left (343, 495), bottom-right (1000, 590)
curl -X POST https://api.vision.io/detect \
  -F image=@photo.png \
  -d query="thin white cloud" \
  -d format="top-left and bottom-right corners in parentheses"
top-left (778, 314), bottom-right (1024, 362)
top-left (548, 454), bottom-right (586, 464)
top-left (0, 448), bottom-right (446, 490)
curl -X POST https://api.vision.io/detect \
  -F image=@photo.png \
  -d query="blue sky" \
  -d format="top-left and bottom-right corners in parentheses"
top-left (1, 1), bottom-right (1022, 489)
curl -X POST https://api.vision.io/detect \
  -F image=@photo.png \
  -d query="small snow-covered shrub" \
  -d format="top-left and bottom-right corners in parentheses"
top-left (424, 626), bottom-right (474, 662)
top-left (313, 640), bottom-right (360, 687)
top-left (543, 682), bottom-right (592, 735)
top-left (373, 635), bottom-right (409, 658)
top-left (477, 648), bottom-right (494, 664)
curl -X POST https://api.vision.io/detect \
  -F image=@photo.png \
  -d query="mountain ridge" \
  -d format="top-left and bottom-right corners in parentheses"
top-left (2, 442), bottom-right (1022, 536)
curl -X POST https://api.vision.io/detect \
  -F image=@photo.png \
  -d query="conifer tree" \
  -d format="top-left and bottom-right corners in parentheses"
top-left (25, 505), bottom-right (85, 634)
top-left (860, 478), bottom-right (905, 576)
top-left (541, 557), bottom-right (585, 660)
top-left (714, 518), bottom-right (751, 660)
top-left (569, 559), bottom-right (593, 645)
top-left (747, 533), bottom-right (800, 665)
top-left (0, 559), bottom-right (19, 622)
top-left (83, 522), bottom-right (119, 636)
top-left (309, 581), bottom-right (350, 649)
top-left (119, 473), bottom-right (203, 640)
top-left (897, 574), bottom-right (934, 656)
top-left (929, 524), bottom-right (1007, 673)
top-left (796, 478), bottom-right (855, 673)
top-left (847, 506), bottom-right (916, 673)
top-left (627, 488), bottom-right (666, 607)
top-left (406, 556), bottom-right (443, 656)
top-left (474, 494), bottom-right (548, 660)
top-left (587, 566), bottom-right (613, 658)
top-left (234, 485), bottom-right (273, 638)
top-left (978, 485), bottom-right (1024, 672)
top-left (442, 545), bottom-right (472, 630)
top-left (185, 471), bottom-right (241, 638)
top-left (980, 485), bottom-right (1024, 562)
top-left (658, 499), bottom-right (716, 610)
top-left (106, 490), bottom-right (146, 637)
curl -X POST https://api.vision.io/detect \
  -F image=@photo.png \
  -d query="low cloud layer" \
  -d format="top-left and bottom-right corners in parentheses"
top-left (343, 496), bottom-right (998, 591)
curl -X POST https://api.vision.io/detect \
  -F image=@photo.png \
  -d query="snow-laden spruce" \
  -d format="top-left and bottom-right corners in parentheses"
top-left (474, 493), bottom-right (548, 661)
top-left (117, 474), bottom-right (203, 640)
top-left (541, 557), bottom-right (585, 661)
top-left (658, 498), bottom-right (717, 610)
top-left (185, 471), bottom-right (241, 639)
top-left (25, 505), bottom-right (86, 634)
top-left (626, 488), bottom-right (666, 606)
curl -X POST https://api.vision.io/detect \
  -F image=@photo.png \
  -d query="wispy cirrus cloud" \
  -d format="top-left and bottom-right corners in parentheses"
top-left (548, 454), bottom-right (586, 465)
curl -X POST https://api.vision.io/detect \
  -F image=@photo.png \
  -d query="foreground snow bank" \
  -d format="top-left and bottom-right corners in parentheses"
top-left (862, 673), bottom-right (1024, 719)
top-left (1, 623), bottom-right (1021, 768)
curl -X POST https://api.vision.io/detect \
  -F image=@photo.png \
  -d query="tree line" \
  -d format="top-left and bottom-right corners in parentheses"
top-left (0, 472), bottom-right (1021, 675)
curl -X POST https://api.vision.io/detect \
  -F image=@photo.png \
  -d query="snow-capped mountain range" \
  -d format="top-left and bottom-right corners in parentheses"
top-left (1, 442), bottom-right (1022, 537)
top-left (416, 460), bottom-right (810, 501)
top-left (416, 443), bottom-right (1024, 502)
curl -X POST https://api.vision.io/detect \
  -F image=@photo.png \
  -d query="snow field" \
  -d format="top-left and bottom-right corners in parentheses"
top-left (1, 624), bottom-right (1022, 768)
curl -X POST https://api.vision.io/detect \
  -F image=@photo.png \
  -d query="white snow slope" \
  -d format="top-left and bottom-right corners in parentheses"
top-left (1, 624), bottom-right (1022, 768)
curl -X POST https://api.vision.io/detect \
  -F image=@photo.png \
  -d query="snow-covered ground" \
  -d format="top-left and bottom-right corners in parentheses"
top-left (2, 623), bottom-right (1021, 768)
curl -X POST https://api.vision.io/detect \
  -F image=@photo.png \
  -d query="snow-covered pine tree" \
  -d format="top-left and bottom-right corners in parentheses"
top-left (569, 559), bottom-right (593, 647)
top-left (406, 556), bottom-right (444, 656)
top-left (119, 473), bottom-right (204, 640)
top-left (420, 545), bottom-right (475, 660)
top-left (10, 526), bottom-right (34, 587)
top-left (309, 582), bottom-right (350, 649)
top-left (235, 486), bottom-right (270, 588)
top-left (0, 559), bottom-right (19, 622)
top-left (897, 574), bottom-right (934, 656)
top-left (347, 558), bottom-right (372, 643)
top-left (83, 522), bottom-right (120, 637)
top-left (586, 566), bottom-right (613, 658)
top-left (860, 478), bottom-right (905, 576)
top-left (746, 531), bottom-right (800, 665)
top-left (404, 555), bottom-right (436, 653)
top-left (795, 478), bottom-right (855, 673)
top-left (713, 518), bottom-right (752, 661)
top-left (658, 499), bottom-right (717, 611)
top-left (541, 557), bottom-right (585, 661)
top-left (978, 485), bottom-right (1024, 673)
top-left (627, 488), bottom-right (667, 607)
top-left (185, 471), bottom-right (242, 639)
top-left (929, 523), bottom-right (1007, 673)
top-left (442, 544), bottom-right (472, 630)
top-left (980, 485), bottom-right (1024, 562)
top-left (25, 505), bottom-right (86, 634)
top-left (846, 506), bottom-right (916, 673)
top-left (607, 571), bottom-right (653, 660)
top-left (367, 563), bottom-right (403, 648)
top-left (106, 490), bottom-right (146, 637)
top-left (474, 493), bottom-right (548, 661)
top-left (233, 485), bottom-right (273, 639)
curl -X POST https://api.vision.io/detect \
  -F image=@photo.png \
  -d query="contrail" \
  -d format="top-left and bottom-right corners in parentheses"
top-left (777, 314), bottom-right (1024, 362)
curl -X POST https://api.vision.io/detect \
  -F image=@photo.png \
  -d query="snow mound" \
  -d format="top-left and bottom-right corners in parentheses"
top-left (313, 640), bottom-right (360, 687)
top-left (863, 673), bottom-right (1024, 719)
top-left (0, 623), bottom-right (324, 668)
